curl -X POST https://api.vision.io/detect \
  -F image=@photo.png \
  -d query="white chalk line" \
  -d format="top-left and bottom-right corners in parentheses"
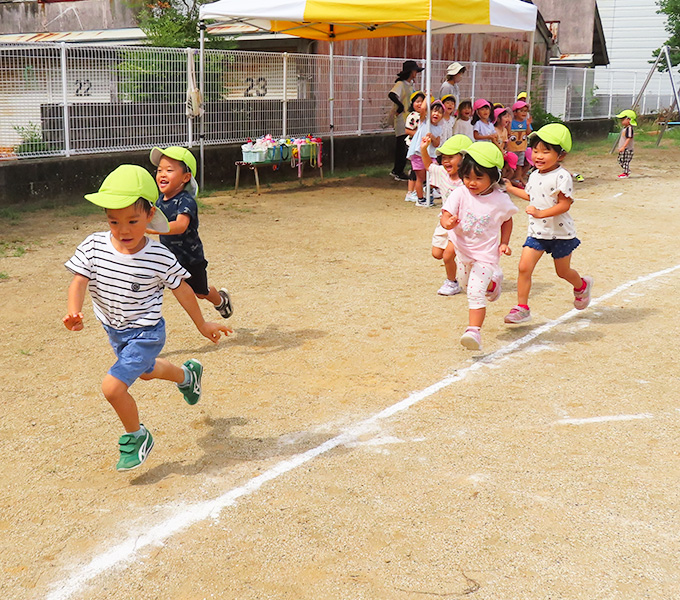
top-left (45, 263), bottom-right (680, 600)
top-left (556, 413), bottom-right (654, 425)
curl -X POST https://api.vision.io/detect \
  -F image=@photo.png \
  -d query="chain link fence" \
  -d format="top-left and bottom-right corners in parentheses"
top-left (0, 41), bottom-right (675, 160)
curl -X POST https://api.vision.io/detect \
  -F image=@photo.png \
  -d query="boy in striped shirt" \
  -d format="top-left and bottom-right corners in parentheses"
top-left (63, 165), bottom-right (231, 472)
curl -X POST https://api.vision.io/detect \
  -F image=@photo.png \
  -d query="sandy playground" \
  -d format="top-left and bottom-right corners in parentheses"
top-left (1, 137), bottom-right (680, 600)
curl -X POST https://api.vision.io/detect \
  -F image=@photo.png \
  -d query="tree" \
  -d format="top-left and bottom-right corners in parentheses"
top-left (132, 0), bottom-right (234, 49)
top-left (654, 0), bottom-right (680, 69)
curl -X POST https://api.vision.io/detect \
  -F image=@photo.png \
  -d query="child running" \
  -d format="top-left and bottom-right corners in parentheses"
top-left (472, 99), bottom-right (498, 144)
top-left (407, 99), bottom-right (445, 207)
top-left (148, 146), bottom-right (233, 319)
top-left (420, 133), bottom-right (472, 295)
top-left (503, 124), bottom-right (593, 324)
top-left (404, 91), bottom-right (427, 202)
top-left (615, 109), bottom-right (636, 179)
top-left (440, 142), bottom-right (518, 350)
top-left (453, 99), bottom-right (474, 141)
top-left (63, 165), bottom-right (231, 471)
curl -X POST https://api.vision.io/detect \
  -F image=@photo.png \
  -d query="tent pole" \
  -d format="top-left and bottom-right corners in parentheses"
top-left (425, 18), bottom-right (432, 202)
top-left (199, 21), bottom-right (206, 191)
top-left (329, 38), bottom-right (335, 173)
top-left (526, 27), bottom-right (535, 99)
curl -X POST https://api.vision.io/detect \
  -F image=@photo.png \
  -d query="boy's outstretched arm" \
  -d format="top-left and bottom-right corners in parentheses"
top-left (172, 281), bottom-right (232, 343)
top-left (63, 274), bottom-right (89, 330)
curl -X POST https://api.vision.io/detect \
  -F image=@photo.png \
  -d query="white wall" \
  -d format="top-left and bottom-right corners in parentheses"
top-left (595, 0), bottom-right (675, 97)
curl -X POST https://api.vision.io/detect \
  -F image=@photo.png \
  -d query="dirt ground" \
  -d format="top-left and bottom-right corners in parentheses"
top-left (2, 138), bottom-right (680, 600)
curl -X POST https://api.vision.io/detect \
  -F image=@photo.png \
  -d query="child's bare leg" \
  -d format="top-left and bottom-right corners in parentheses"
top-left (553, 255), bottom-right (583, 289)
top-left (443, 242), bottom-right (457, 280)
top-left (415, 170), bottom-right (425, 198)
top-left (432, 246), bottom-right (444, 260)
top-left (517, 247), bottom-right (543, 305)
top-left (469, 307), bottom-right (486, 328)
top-left (101, 375), bottom-right (141, 433)
top-left (139, 358), bottom-right (184, 384)
top-left (196, 285), bottom-right (221, 306)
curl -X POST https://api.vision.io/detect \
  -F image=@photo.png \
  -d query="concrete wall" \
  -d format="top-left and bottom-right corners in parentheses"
top-left (0, 125), bottom-right (611, 207)
top-left (0, 0), bottom-right (136, 34)
top-left (0, 134), bottom-right (395, 206)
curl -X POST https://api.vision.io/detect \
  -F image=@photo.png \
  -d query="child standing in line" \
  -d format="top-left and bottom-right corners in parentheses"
top-left (63, 165), bottom-right (231, 471)
top-left (503, 124), bottom-right (593, 324)
top-left (453, 100), bottom-right (475, 141)
top-left (615, 109), bottom-right (636, 179)
top-left (472, 99), bottom-right (499, 144)
top-left (507, 100), bottom-right (532, 186)
top-left (420, 134), bottom-right (472, 296)
top-left (440, 94), bottom-right (457, 143)
top-left (404, 91), bottom-right (427, 202)
top-left (440, 142), bottom-right (518, 350)
top-left (407, 100), bottom-right (445, 207)
top-left (148, 146), bottom-right (233, 319)
top-left (493, 107), bottom-right (511, 151)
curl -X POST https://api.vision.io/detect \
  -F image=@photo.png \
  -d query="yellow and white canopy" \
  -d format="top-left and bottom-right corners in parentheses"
top-left (199, 0), bottom-right (537, 41)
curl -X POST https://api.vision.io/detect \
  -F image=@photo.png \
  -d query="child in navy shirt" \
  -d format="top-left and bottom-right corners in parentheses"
top-left (148, 146), bottom-right (233, 319)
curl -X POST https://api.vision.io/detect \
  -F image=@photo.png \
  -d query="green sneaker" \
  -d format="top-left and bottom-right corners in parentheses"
top-left (178, 359), bottom-right (203, 405)
top-left (116, 425), bottom-right (154, 472)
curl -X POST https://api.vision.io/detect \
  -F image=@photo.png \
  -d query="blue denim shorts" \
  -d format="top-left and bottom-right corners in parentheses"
top-left (523, 236), bottom-right (581, 259)
top-left (103, 319), bottom-right (166, 387)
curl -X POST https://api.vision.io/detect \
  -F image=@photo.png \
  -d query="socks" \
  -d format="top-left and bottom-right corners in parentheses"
top-left (574, 278), bottom-right (587, 292)
top-left (518, 304), bottom-right (529, 310)
top-left (179, 365), bottom-right (191, 387)
top-left (129, 425), bottom-right (146, 438)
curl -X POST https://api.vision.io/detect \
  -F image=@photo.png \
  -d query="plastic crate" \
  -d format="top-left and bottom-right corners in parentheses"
top-left (298, 144), bottom-right (313, 159)
top-left (266, 145), bottom-right (291, 162)
top-left (241, 147), bottom-right (267, 163)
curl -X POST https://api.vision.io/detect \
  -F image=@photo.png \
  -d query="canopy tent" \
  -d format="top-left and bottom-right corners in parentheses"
top-left (197, 0), bottom-right (538, 179)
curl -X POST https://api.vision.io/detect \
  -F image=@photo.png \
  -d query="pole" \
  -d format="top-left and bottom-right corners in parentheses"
top-left (526, 28), bottom-right (535, 99)
top-left (664, 45), bottom-right (680, 122)
top-left (199, 22), bottom-right (206, 191)
top-left (425, 19), bottom-right (432, 203)
top-left (470, 61), bottom-right (477, 103)
top-left (550, 66), bottom-right (556, 116)
top-left (580, 68), bottom-right (587, 120)
top-left (329, 37), bottom-right (335, 174)
top-left (187, 48), bottom-right (193, 148)
top-left (60, 43), bottom-right (71, 157)
top-left (514, 63), bottom-right (520, 99)
top-left (608, 70), bottom-right (613, 118)
top-left (358, 56), bottom-right (365, 135)
top-left (282, 52), bottom-right (288, 138)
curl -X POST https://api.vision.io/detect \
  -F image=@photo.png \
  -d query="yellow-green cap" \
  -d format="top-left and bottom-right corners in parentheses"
top-left (463, 141), bottom-right (504, 169)
top-left (84, 165), bottom-right (169, 233)
top-left (437, 134), bottom-right (472, 156)
top-left (616, 109), bottom-right (637, 126)
top-left (441, 94), bottom-right (456, 104)
top-left (529, 123), bottom-right (572, 153)
top-left (517, 91), bottom-right (528, 100)
top-left (150, 146), bottom-right (199, 196)
top-left (410, 90), bottom-right (425, 103)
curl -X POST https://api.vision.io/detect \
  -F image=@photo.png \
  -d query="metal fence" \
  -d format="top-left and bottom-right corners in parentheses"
top-left (0, 41), bottom-right (675, 160)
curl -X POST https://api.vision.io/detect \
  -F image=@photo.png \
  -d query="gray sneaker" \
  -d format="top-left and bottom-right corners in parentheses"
top-left (574, 276), bottom-right (593, 310)
top-left (504, 305), bottom-right (531, 324)
top-left (216, 288), bottom-right (233, 319)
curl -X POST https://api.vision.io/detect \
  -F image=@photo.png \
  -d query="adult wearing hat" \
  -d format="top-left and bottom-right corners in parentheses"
top-left (389, 60), bottom-right (424, 181)
top-left (439, 62), bottom-right (466, 107)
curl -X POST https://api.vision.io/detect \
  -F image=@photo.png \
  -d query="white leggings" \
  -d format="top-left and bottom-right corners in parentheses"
top-left (456, 258), bottom-right (497, 309)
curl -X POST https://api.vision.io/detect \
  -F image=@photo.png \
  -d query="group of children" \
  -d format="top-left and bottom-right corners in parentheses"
top-left (63, 147), bottom-right (233, 472)
top-left (404, 91), bottom-right (534, 206)
top-left (419, 122), bottom-right (595, 351)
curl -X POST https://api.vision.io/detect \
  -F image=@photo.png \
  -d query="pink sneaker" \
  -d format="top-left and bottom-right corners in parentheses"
top-left (486, 271), bottom-right (503, 302)
top-left (504, 305), bottom-right (531, 324)
top-left (574, 276), bottom-right (593, 310)
top-left (460, 327), bottom-right (482, 351)
top-left (617, 173), bottom-right (629, 179)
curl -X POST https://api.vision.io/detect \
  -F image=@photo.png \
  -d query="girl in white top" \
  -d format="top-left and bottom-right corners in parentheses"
top-left (452, 99), bottom-right (475, 141)
top-left (439, 94), bottom-right (457, 143)
top-left (420, 134), bottom-right (472, 296)
top-left (472, 98), bottom-right (498, 144)
top-left (440, 142), bottom-right (518, 351)
top-left (503, 124), bottom-right (593, 325)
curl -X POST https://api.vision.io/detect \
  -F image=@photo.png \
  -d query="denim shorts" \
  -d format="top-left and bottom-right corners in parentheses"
top-left (103, 319), bottom-right (166, 387)
top-left (523, 236), bottom-right (581, 259)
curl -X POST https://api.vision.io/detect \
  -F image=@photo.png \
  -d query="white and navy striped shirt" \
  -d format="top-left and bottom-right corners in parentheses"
top-left (65, 232), bottom-right (189, 330)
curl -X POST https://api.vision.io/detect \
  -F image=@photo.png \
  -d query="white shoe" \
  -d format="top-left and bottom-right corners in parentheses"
top-left (460, 327), bottom-right (482, 351)
top-left (437, 279), bottom-right (462, 296)
top-left (404, 191), bottom-right (417, 202)
top-left (430, 188), bottom-right (442, 199)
